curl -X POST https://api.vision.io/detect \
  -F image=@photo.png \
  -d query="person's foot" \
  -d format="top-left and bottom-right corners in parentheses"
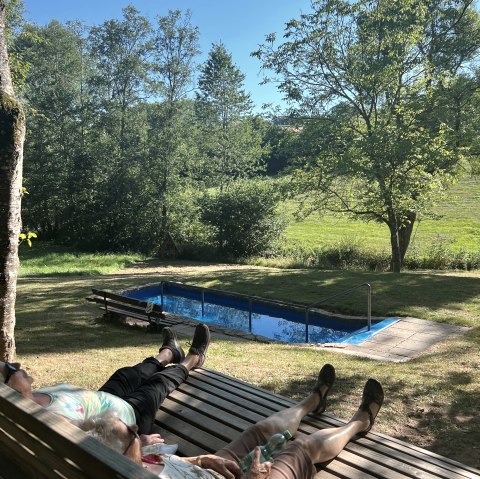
top-left (358, 378), bottom-right (384, 434)
top-left (312, 364), bottom-right (336, 414)
top-left (188, 323), bottom-right (211, 368)
top-left (159, 327), bottom-right (185, 364)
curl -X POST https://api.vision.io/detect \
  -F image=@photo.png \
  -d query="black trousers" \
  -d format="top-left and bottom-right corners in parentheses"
top-left (98, 357), bottom-right (188, 434)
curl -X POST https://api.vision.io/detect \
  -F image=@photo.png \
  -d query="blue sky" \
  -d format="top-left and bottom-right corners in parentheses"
top-left (22, 0), bottom-right (313, 112)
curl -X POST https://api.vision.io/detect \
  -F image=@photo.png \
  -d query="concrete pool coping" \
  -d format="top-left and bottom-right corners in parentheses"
top-left (153, 313), bottom-right (471, 363)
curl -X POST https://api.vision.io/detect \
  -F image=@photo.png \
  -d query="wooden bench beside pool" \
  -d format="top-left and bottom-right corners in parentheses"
top-left (1, 369), bottom-right (479, 479)
top-left (87, 288), bottom-right (182, 330)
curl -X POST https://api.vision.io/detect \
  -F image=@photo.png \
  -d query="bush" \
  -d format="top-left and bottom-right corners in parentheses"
top-left (199, 179), bottom-right (286, 258)
top-left (269, 236), bottom-right (480, 271)
top-left (404, 237), bottom-right (480, 270)
top-left (274, 240), bottom-right (390, 271)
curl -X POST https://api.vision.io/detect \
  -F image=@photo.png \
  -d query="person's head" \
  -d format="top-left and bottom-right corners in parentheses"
top-left (3, 363), bottom-right (34, 398)
top-left (75, 411), bottom-right (142, 464)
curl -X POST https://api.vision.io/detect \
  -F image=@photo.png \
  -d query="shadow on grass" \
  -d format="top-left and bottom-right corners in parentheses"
top-left (14, 268), bottom-right (480, 470)
top-left (85, 265), bottom-right (480, 325)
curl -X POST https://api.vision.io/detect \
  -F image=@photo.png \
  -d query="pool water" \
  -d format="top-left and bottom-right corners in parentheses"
top-left (124, 284), bottom-right (398, 344)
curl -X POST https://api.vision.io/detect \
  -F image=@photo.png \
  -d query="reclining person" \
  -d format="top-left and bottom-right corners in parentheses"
top-left (1, 323), bottom-right (210, 437)
top-left (77, 363), bottom-right (384, 479)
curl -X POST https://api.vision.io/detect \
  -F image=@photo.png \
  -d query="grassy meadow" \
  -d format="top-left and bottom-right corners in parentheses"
top-left (12, 175), bottom-right (480, 469)
top-left (14, 254), bottom-right (480, 469)
top-left (284, 176), bottom-right (480, 254)
top-left (18, 241), bottom-right (144, 276)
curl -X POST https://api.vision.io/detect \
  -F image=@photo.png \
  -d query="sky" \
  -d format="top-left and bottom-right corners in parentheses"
top-left (22, 0), bottom-right (314, 112)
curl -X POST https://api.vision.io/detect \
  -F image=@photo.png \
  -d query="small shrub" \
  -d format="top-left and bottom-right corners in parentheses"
top-left (199, 179), bottom-right (286, 258)
top-left (404, 237), bottom-right (480, 271)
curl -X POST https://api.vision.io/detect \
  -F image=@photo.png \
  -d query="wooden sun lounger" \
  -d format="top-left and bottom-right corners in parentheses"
top-left (0, 383), bottom-right (156, 479)
top-left (1, 368), bottom-right (478, 479)
top-left (153, 368), bottom-right (480, 479)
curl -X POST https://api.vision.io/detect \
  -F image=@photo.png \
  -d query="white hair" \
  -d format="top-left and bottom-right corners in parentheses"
top-left (74, 410), bottom-right (125, 453)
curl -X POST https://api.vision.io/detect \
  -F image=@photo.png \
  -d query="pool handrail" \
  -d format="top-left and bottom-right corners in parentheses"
top-left (306, 283), bottom-right (372, 341)
top-left (155, 280), bottom-right (372, 343)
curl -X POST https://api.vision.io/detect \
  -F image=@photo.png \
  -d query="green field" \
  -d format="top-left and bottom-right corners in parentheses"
top-left (284, 176), bottom-right (480, 254)
top-left (14, 256), bottom-right (480, 469)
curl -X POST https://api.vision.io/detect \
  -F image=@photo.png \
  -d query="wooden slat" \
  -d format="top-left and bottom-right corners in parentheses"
top-left (0, 413), bottom-right (86, 479)
top-left (190, 369), bottom-right (479, 479)
top-left (0, 384), bottom-right (157, 479)
top-left (175, 382), bottom-right (266, 424)
top-left (155, 409), bottom-right (227, 452)
top-left (154, 368), bottom-right (480, 479)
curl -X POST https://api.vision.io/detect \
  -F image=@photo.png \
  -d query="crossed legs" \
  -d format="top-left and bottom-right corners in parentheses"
top-left (98, 326), bottom-right (207, 433)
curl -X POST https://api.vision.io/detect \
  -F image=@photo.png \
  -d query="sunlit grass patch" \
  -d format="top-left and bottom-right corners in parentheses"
top-left (19, 242), bottom-right (144, 276)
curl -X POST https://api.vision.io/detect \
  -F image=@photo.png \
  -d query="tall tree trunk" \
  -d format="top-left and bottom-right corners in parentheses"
top-left (0, 1), bottom-right (26, 361)
top-left (398, 211), bottom-right (416, 265)
top-left (388, 211), bottom-right (416, 273)
top-left (389, 225), bottom-right (402, 273)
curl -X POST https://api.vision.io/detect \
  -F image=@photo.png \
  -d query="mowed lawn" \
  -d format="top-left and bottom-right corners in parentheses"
top-left (13, 175), bottom-right (480, 470)
top-left (285, 176), bottom-right (480, 253)
top-left (14, 258), bottom-right (480, 470)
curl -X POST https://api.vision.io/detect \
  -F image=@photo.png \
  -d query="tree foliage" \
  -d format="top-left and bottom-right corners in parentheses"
top-left (199, 179), bottom-right (285, 258)
top-left (254, 0), bottom-right (480, 271)
top-left (15, 8), bottom-right (267, 256)
top-left (196, 42), bottom-right (265, 186)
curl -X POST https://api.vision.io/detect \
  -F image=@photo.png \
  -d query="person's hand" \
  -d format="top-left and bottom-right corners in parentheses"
top-left (140, 433), bottom-right (164, 446)
top-left (244, 447), bottom-right (272, 479)
top-left (197, 454), bottom-right (243, 479)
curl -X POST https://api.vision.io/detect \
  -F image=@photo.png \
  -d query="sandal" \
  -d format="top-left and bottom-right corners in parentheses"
top-left (312, 364), bottom-right (336, 414)
top-left (359, 378), bottom-right (384, 434)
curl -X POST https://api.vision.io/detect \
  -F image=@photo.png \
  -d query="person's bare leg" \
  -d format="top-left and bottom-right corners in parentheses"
top-left (155, 349), bottom-right (174, 366)
top-left (256, 393), bottom-right (320, 438)
top-left (254, 366), bottom-right (334, 438)
top-left (156, 324), bottom-right (210, 370)
top-left (180, 352), bottom-right (201, 370)
top-left (293, 378), bottom-right (384, 464)
top-left (155, 347), bottom-right (201, 371)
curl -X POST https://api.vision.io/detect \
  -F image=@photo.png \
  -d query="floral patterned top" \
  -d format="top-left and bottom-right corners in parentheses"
top-left (35, 383), bottom-right (136, 424)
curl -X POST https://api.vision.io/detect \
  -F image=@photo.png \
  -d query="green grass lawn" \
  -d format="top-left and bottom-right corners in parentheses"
top-left (13, 256), bottom-right (480, 469)
top-left (11, 176), bottom-right (480, 469)
top-left (285, 176), bottom-right (480, 253)
top-left (18, 241), bottom-right (143, 276)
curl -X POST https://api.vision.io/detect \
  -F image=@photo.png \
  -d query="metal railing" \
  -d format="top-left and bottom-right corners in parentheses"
top-left (157, 280), bottom-right (372, 342)
top-left (304, 283), bottom-right (372, 342)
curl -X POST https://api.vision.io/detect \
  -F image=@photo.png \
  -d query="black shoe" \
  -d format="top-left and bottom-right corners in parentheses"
top-left (359, 378), bottom-right (384, 434)
top-left (312, 364), bottom-right (336, 414)
top-left (188, 323), bottom-right (210, 368)
top-left (159, 327), bottom-right (185, 364)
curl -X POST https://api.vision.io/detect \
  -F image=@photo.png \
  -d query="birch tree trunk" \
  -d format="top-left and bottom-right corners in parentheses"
top-left (0, 0), bottom-right (25, 361)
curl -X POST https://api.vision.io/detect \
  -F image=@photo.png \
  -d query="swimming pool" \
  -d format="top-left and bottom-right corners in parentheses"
top-left (121, 282), bottom-right (398, 344)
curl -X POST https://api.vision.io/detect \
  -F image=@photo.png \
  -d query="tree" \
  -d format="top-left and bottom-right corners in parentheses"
top-left (0, 0), bottom-right (26, 360)
top-left (144, 10), bottom-right (201, 249)
top-left (85, 6), bottom-right (152, 250)
top-left (254, 0), bottom-right (480, 272)
top-left (196, 42), bottom-right (264, 187)
top-left (17, 21), bottom-right (88, 238)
